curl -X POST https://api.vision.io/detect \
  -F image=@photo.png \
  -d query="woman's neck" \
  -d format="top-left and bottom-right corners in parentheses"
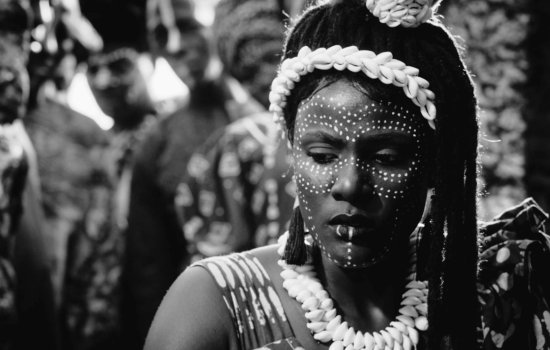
top-left (314, 245), bottom-right (410, 332)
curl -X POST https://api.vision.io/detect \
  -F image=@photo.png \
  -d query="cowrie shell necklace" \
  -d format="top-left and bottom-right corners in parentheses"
top-left (277, 232), bottom-right (428, 350)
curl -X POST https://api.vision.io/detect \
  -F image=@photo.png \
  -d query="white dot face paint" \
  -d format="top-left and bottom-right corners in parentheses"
top-left (292, 79), bottom-right (432, 268)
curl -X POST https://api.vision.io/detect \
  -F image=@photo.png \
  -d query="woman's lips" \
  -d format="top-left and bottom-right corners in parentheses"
top-left (331, 224), bottom-right (374, 242)
top-left (328, 214), bottom-right (375, 243)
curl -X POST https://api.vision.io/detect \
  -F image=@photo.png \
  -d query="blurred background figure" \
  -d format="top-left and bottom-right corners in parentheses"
top-left (23, 1), bottom-right (119, 350)
top-left (60, 1), bottom-right (157, 349)
top-left (0, 0), bottom-right (58, 349)
top-left (175, 0), bottom-right (295, 263)
top-left (0, 30), bottom-right (30, 350)
top-left (121, 1), bottom-right (232, 349)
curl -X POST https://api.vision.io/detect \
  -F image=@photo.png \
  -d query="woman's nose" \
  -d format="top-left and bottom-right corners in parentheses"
top-left (330, 161), bottom-right (372, 203)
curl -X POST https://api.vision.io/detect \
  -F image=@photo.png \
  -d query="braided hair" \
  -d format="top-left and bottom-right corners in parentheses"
top-left (281, 1), bottom-right (480, 349)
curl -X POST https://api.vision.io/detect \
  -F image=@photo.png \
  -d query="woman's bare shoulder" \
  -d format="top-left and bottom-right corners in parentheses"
top-left (144, 265), bottom-right (234, 350)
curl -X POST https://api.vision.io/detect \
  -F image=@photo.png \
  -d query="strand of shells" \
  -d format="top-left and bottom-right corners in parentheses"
top-left (366, 0), bottom-right (435, 28)
top-left (276, 232), bottom-right (428, 350)
top-left (268, 45), bottom-right (437, 132)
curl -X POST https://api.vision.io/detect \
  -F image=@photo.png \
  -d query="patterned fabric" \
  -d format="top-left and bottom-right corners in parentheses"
top-left (194, 252), bottom-right (300, 350)
top-left (478, 197), bottom-right (550, 349)
top-left (24, 99), bottom-right (133, 350)
top-left (61, 116), bottom-right (155, 350)
top-left (0, 124), bottom-right (28, 350)
top-left (199, 198), bottom-right (550, 350)
top-left (176, 112), bottom-right (294, 263)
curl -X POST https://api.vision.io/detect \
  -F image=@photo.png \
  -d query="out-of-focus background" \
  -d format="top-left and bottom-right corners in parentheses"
top-left (0, 0), bottom-right (548, 349)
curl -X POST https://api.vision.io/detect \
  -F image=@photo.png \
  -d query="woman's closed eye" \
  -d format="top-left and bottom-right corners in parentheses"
top-left (306, 147), bottom-right (338, 164)
top-left (371, 148), bottom-right (410, 166)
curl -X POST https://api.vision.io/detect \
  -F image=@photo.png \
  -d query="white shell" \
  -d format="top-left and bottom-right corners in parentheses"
top-left (323, 308), bottom-right (337, 321)
top-left (343, 327), bottom-right (355, 346)
top-left (314, 330), bottom-right (333, 343)
top-left (402, 335), bottom-right (412, 350)
top-left (407, 327), bottom-right (419, 345)
top-left (373, 332), bottom-right (385, 348)
top-left (402, 289), bottom-right (423, 298)
top-left (386, 326), bottom-right (403, 343)
top-left (326, 315), bottom-right (342, 332)
top-left (389, 321), bottom-right (408, 335)
top-left (302, 296), bottom-right (320, 310)
top-left (305, 309), bottom-right (325, 322)
top-left (329, 340), bottom-right (344, 350)
top-left (307, 321), bottom-right (327, 333)
top-left (396, 315), bottom-right (415, 328)
top-left (296, 289), bottom-right (313, 303)
top-left (364, 332), bottom-right (375, 350)
top-left (332, 322), bottom-right (349, 341)
top-left (380, 330), bottom-right (394, 348)
top-left (414, 316), bottom-right (428, 331)
top-left (280, 269), bottom-right (298, 279)
top-left (320, 298), bottom-right (334, 310)
top-left (401, 296), bottom-right (422, 306)
top-left (415, 303), bottom-right (428, 315)
top-left (398, 306), bottom-right (418, 318)
top-left (353, 331), bottom-right (365, 349)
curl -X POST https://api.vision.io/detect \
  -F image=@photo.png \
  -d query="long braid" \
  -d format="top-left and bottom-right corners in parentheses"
top-left (413, 26), bottom-right (480, 349)
top-left (281, 1), bottom-right (480, 349)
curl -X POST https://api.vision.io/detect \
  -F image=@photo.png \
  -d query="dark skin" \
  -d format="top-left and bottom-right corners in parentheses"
top-left (145, 79), bottom-right (433, 350)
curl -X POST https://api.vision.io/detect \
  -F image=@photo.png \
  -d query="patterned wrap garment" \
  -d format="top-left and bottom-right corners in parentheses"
top-left (193, 198), bottom-right (550, 350)
top-left (176, 112), bottom-right (294, 263)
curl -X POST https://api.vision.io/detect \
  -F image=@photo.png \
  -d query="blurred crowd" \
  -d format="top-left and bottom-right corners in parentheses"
top-left (0, 0), bottom-right (547, 349)
top-left (0, 0), bottom-right (306, 349)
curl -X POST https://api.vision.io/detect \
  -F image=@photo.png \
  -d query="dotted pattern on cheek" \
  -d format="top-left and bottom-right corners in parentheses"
top-left (292, 94), bottom-right (429, 268)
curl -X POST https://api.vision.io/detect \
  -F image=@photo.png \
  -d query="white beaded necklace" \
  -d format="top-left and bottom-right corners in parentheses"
top-left (277, 232), bottom-right (428, 350)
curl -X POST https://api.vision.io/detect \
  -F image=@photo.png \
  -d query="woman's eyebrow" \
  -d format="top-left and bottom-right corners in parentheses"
top-left (362, 131), bottom-right (415, 143)
top-left (301, 130), bottom-right (346, 148)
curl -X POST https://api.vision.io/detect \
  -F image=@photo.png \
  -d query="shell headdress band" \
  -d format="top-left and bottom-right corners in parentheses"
top-left (268, 0), bottom-right (439, 133)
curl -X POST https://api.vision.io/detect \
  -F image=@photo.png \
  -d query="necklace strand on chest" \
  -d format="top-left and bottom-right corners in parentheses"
top-left (277, 232), bottom-right (428, 350)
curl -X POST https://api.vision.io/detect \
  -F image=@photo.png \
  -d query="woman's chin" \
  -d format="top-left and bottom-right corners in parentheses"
top-left (321, 244), bottom-right (392, 269)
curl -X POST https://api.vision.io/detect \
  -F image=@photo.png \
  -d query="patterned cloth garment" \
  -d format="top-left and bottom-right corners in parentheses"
top-left (24, 99), bottom-right (150, 350)
top-left (193, 252), bottom-right (300, 350)
top-left (176, 112), bottom-right (295, 263)
top-left (194, 198), bottom-right (550, 350)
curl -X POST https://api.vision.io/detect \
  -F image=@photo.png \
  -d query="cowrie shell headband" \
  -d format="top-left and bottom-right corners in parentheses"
top-left (269, 45), bottom-right (437, 132)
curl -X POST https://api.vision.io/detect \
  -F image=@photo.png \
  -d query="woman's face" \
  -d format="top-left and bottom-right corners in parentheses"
top-left (293, 79), bottom-right (433, 268)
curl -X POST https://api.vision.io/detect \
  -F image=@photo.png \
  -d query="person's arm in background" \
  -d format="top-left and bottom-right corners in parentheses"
top-left (121, 123), bottom-right (187, 350)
